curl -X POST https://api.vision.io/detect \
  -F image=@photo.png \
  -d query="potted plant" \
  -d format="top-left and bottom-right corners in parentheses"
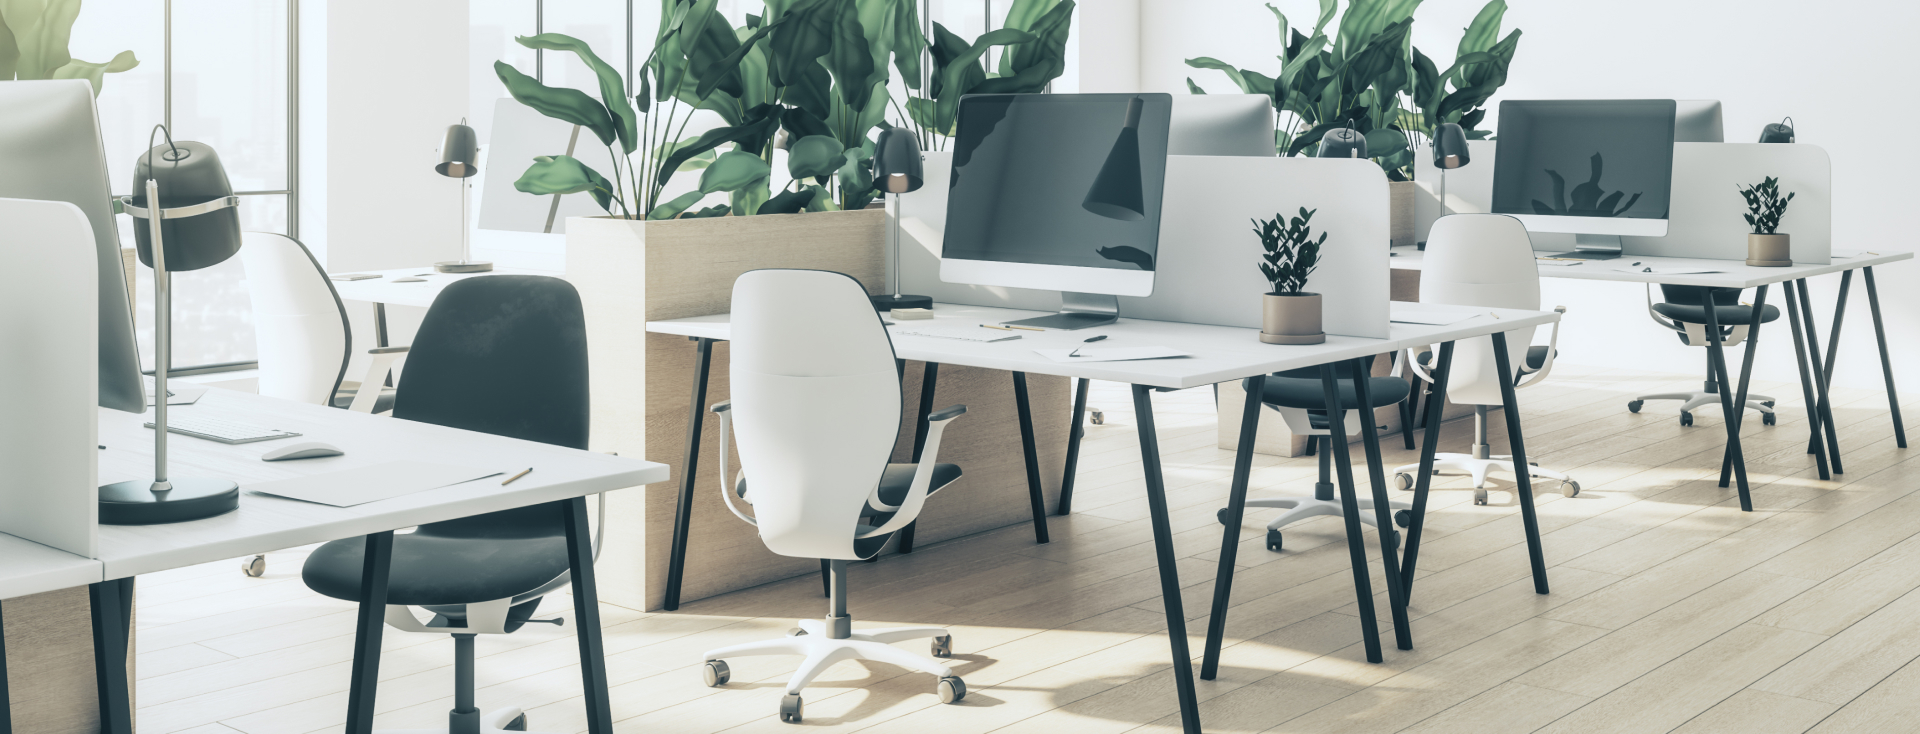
top-left (1255, 207), bottom-right (1328, 345)
top-left (1740, 176), bottom-right (1794, 266)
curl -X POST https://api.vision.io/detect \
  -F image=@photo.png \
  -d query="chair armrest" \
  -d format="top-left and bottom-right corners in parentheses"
top-left (1518, 306), bottom-right (1565, 389)
top-left (712, 404), bottom-right (755, 526)
top-left (1405, 347), bottom-right (1439, 384)
top-left (369, 346), bottom-right (410, 355)
top-left (859, 405), bottom-right (966, 537)
top-left (346, 347), bottom-right (409, 413)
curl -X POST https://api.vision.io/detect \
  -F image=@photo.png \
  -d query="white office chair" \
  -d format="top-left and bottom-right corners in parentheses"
top-left (1395, 215), bottom-right (1578, 504)
top-left (700, 269), bottom-right (970, 724)
top-left (240, 231), bottom-right (402, 415)
top-left (1627, 284), bottom-right (1778, 426)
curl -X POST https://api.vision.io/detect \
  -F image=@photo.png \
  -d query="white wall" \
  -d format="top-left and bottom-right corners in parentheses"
top-left (1139, 0), bottom-right (1920, 392)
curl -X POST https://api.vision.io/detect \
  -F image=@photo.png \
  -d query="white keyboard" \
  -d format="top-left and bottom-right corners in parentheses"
top-left (890, 323), bottom-right (1023, 342)
top-left (145, 415), bottom-right (302, 444)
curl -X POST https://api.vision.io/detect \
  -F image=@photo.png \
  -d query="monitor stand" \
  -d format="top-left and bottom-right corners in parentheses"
top-left (1002, 292), bottom-right (1119, 331)
top-left (1545, 233), bottom-right (1625, 260)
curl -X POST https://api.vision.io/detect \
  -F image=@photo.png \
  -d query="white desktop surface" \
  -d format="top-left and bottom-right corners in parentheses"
top-left (93, 388), bottom-right (668, 579)
top-left (0, 534), bottom-right (101, 600)
top-left (1389, 246), bottom-right (1912, 289)
top-left (327, 266), bottom-right (551, 308)
top-left (647, 303), bottom-right (1559, 390)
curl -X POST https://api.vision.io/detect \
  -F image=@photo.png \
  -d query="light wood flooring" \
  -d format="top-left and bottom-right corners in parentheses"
top-left (134, 363), bottom-right (1919, 733)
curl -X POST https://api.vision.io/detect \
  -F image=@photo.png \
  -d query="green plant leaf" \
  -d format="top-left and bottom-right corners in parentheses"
top-left (828, 0), bottom-right (877, 109)
top-left (1186, 57), bottom-right (1254, 95)
top-left (731, 177), bottom-right (771, 216)
top-left (997, 1), bottom-right (1075, 92)
top-left (757, 186), bottom-right (817, 214)
top-left (802, 183), bottom-right (840, 211)
top-left (495, 61), bottom-right (618, 147)
top-left (658, 104), bottom-right (784, 179)
top-left (1332, 0), bottom-right (1422, 63)
top-left (647, 190), bottom-right (708, 220)
top-left (890, 0), bottom-right (924, 89)
top-left (781, 59), bottom-right (834, 119)
top-left (514, 155), bottom-right (616, 213)
top-left (838, 147), bottom-right (874, 193)
top-left (932, 27), bottom-right (1035, 127)
top-left (1185, 78), bottom-right (1206, 95)
top-left (695, 15), bottom-right (785, 102)
top-left (701, 150), bottom-right (774, 194)
top-left (787, 134), bottom-right (845, 179)
top-left (655, 137), bottom-right (719, 171)
top-left (515, 34), bottom-right (639, 154)
top-left (683, 204), bottom-right (732, 218)
top-left (4, 0), bottom-right (80, 79)
top-left (854, 0), bottom-right (899, 92)
top-left (1363, 127), bottom-right (1408, 157)
top-left (48, 49), bottom-right (138, 96)
top-left (769, 0), bottom-right (835, 88)
top-left (1452, 0), bottom-right (1506, 86)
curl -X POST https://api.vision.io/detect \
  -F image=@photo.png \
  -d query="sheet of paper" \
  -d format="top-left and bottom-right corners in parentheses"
top-left (1831, 250), bottom-right (1878, 259)
top-left (247, 461), bottom-right (504, 507)
top-left (1613, 266), bottom-right (1724, 275)
top-left (1535, 259), bottom-right (1584, 267)
top-left (1389, 303), bottom-right (1482, 325)
top-left (1033, 347), bottom-right (1191, 363)
top-left (145, 382), bottom-right (207, 406)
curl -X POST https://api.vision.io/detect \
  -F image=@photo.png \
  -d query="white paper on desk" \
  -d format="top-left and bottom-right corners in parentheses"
top-left (247, 461), bottom-right (505, 507)
top-left (1390, 304), bottom-right (1481, 325)
top-left (145, 382), bottom-right (207, 406)
top-left (1535, 259), bottom-right (1584, 267)
top-left (1613, 266), bottom-right (1724, 275)
top-left (1831, 250), bottom-right (1878, 258)
top-left (1033, 347), bottom-right (1191, 363)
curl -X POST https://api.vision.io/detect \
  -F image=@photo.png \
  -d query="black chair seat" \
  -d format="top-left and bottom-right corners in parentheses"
top-left (736, 463), bottom-right (963, 511)
top-left (1652, 302), bottom-right (1781, 326)
top-left (330, 384), bottom-right (397, 413)
top-left (303, 531), bottom-right (568, 606)
top-left (1250, 366), bottom-right (1410, 411)
top-left (1418, 345), bottom-right (1553, 373)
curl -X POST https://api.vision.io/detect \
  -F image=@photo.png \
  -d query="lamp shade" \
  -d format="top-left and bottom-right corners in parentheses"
top-left (872, 127), bottom-right (924, 194)
top-left (1432, 122), bottom-right (1471, 169)
top-left (1082, 96), bottom-right (1147, 221)
top-left (131, 141), bottom-right (240, 272)
top-left (436, 123), bottom-right (480, 178)
top-left (1317, 126), bottom-right (1368, 159)
top-left (1759, 118), bottom-right (1795, 144)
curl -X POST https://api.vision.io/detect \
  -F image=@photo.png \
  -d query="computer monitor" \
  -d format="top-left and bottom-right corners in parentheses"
top-left (1674, 100), bottom-right (1725, 142)
top-left (1492, 99), bottom-right (1677, 259)
top-left (0, 80), bottom-right (148, 412)
top-left (1168, 95), bottom-right (1275, 156)
top-left (941, 93), bottom-right (1172, 329)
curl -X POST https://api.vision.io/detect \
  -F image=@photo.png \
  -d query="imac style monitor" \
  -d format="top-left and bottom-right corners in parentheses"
top-left (941, 93), bottom-right (1173, 329)
top-left (1492, 99), bottom-right (1677, 259)
top-left (1168, 95), bottom-right (1275, 156)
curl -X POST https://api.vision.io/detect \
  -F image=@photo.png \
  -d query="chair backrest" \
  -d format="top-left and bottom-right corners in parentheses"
top-left (729, 269), bottom-right (900, 561)
top-left (239, 232), bottom-right (349, 406)
top-left (1421, 215), bottom-right (1540, 406)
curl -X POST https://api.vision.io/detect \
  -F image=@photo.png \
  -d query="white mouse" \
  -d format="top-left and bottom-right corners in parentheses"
top-left (261, 441), bottom-right (345, 461)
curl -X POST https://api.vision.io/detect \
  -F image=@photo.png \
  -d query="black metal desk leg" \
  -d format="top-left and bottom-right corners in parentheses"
top-left (1722, 285), bottom-right (1770, 491)
top-left (1490, 333), bottom-right (1550, 592)
top-left (1059, 378), bottom-right (1091, 516)
top-left (1782, 282), bottom-right (1831, 479)
top-left (1320, 365), bottom-right (1385, 663)
top-left (1129, 384), bottom-right (1202, 734)
top-left (564, 497), bottom-right (615, 734)
top-left (664, 337), bottom-right (715, 612)
top-left (1698, 294), bottom-right (1754, 510)
top-left (88, 577), bottom-right (134, 734)
top-left (1350, 358), bottom-right (1413, 650)
top-left (346, 531), bottom-right (394, 734)
top-left (1796, 280), bottom-right (1845, 473)
top-left (1012, 372), bottom-right (1051, 544)
top-left (1822, 271), bottom-right (1853, 385)
top-left (1863, 268), bottom-right (1907, 448)
top-left (1401, 342), bottom-right (1455, 599)
top-left (899, 362), bottom-right (941, 553)
top-left (1201, 375), bottom-right (1267, 680)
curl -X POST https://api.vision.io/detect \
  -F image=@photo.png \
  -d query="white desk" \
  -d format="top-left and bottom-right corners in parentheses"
top-left (648, 302), bottom-right (1559, 734)
top-left (1392, 246), bottom-right (1911, 508)
top-left (328, 266), bottom-right (549, 349)
top-left (13, 388), bottom-right (668, 734)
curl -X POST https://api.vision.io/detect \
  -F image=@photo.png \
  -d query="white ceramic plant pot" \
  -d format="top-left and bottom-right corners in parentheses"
top-left (1260, 292), bottom-right (1325, 345)
top-left (1747, 233), bottom-right (1791, 267)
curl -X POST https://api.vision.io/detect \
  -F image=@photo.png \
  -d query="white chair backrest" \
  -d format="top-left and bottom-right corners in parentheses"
top-left (239, 232), bottom-right (348, 406)
top-left (730, 269), bottom-right (901, 561)
top-left (1422, 215), bottom-right (1539, 406)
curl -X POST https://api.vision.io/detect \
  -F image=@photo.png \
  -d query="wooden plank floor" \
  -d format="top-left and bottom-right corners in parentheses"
top-left (132, 363), bottom-right (1918, 734)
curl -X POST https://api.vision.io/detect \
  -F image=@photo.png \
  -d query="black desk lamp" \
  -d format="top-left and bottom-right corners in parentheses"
top-left (1432, 122), bottom-right (1472, 218)
top-left (1317, 121), bottom-right (1368, 159)
top-left (435, 121), bottom-right (492, 273)
top-left (869, 127), bottom-right (931, 312)
top-left (103, 126), bottom-right (244, 525)
top-left (1759, 117), bottom-right (1796, 143)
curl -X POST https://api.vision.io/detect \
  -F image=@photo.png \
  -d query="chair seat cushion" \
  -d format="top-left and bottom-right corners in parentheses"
top-left (1652, 302), bottom-right (1781, 326)
top-left (302, 532), bottom-right (568, 606)
top-left (1251, 373), bottom-right (1410, 410)
top-left (1417, 345), bottom-right (1553, 373)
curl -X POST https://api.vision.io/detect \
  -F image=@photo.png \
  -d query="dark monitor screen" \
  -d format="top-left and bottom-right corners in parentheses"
top-left (1492, 99), bottom-right (1677, 221)
top-left (943, 93), bottom-right (1171, 272)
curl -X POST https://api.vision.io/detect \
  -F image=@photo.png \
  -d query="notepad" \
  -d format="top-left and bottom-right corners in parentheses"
top-left (1390, 304), bottom-right (1482, 325)
top-left (1033, 347), bottom-right (1190, 363)
top-left (247, 461), bottom-right (504, 507)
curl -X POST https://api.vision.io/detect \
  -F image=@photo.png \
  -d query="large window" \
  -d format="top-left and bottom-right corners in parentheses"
top-left (77, 0), bottom-right (299, 372)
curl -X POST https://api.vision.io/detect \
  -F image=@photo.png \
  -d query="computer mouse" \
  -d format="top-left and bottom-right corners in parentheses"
top-left (261, 442), bottom-right (346, 461)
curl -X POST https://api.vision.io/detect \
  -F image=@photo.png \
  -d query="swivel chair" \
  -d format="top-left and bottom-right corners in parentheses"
top-left (1216, 355), bottom-right (1415, 552)
top-left (1626, 285), bottom-right (1779, 426)
top-left (240, 231), bottom-right (400, 415)
top-left (1394, 215), bottom-right (1577, 504)
top-left (700, 269), bottom-right (970, 724)
top-left (300, 275), bottom-right (596, 734)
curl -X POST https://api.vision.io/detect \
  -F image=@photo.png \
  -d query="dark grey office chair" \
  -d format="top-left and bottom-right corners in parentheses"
top-left (301, 275), bottom-right (592, 734)
top-left (1629, 284), bottom-right (1780, 426)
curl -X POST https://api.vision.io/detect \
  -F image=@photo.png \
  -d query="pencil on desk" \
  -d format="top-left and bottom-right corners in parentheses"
top-left (981, 324), bottom-right (1016, 331)
top-left (502, 467), bottom-right (533, 486)
top-left (1003, 324), bottom-right (1044, 331)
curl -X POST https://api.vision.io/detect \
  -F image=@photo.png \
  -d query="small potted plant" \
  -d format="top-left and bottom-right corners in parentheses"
top-left (1740, 176), bottom-right (1795, 266)
top-left (1255, 207), bottom-right (1328, 345)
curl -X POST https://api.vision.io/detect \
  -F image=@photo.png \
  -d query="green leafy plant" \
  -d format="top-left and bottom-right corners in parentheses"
top-left (0, 0), bottom-right (139, 95)
top-left (1255, 207), bottom-right (1326, 294)
top-left (1739, 177), bottom-right (1793, 234)
top-left (1530, 153), bottom-right (1641, 218)
top-left (898, 0), bottom-right (1076, 149)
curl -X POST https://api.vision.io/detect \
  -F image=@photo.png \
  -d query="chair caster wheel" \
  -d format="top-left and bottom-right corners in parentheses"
top-left (932, 634), bottom-right (953, 658)
top-left (1627, 400), bottom-right (1643, 413)
top-left (1680, 411), bottom-right (1694, 427)
top-left (1474, 489), bottom-right (1489, 506)
top-left (1762, 412), bottom-right (1777, 426)
top-left (780, 694), bottom-right (804, 723)
top-left (1394, 510), bottom-right (1412, 528)
top-left (1265, 528), bottom-right (1283, 552)
top-left (506, 714), bottom-right (528, 731)
top-left (1763, 400), bottom-right (1776, 408)
top-left (703, 660), bottom-right (730, 687)
top-left (788, 627), bottom-right (808, 637)
top-left (938, 676), bottom-right (967, 704)
top-left (1217, 508), bottom-right (1230, 526)
top-left (1395, 473), bottom-right (1413, 492)
top-left (1562, 481), bottom-right (1580, 498)
top-left (1090, 409), bottom-right (1104, 425)
top-left (241, 555), bottom-right (266, 578)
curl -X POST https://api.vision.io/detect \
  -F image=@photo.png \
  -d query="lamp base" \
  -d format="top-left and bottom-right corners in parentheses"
top-left (435, 260), bottom-right (494, 273)
top-left (871, 294), bottom-right (932, 312)
top-left (100, 477), bottom-right (240, 525)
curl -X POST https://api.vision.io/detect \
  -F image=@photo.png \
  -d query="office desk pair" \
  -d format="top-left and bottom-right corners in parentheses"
top-left (0, 387), bottom-right (668, 734)
top-left (1391, 247), bottom-right (1911, 510)
top-left (647, 302), bottom-right (1560, 734)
